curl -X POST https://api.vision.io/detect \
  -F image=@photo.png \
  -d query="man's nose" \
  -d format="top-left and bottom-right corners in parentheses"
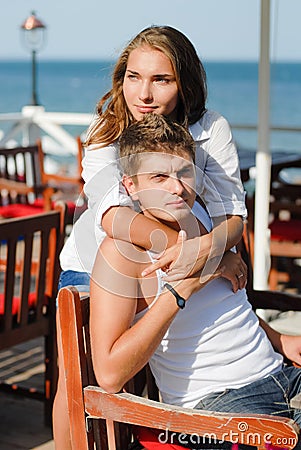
top-left (169, 177), bottom-right (184, 195)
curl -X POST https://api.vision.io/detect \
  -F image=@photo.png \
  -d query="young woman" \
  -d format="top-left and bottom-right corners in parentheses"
top-left (53, 25), bottom-right (247, 448)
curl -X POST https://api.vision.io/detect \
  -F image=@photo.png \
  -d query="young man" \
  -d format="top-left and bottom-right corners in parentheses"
top-left (90, 114), bottom-right (301, 446)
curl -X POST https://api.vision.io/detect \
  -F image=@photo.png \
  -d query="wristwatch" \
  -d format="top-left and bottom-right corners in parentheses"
top-left (164, 283), bottom-right (186, 309)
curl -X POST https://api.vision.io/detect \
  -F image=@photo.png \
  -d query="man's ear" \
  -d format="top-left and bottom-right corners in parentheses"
top-left (122, 175), bottom-right (139, 201)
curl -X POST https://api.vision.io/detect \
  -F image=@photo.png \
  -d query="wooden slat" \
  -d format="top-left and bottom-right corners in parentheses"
top-left (84, 386), bottom-right (299, 450)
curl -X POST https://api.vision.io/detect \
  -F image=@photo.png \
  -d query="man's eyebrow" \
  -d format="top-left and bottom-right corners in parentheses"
top-left (178, 163), bottom-right (194, 171)
top-left (147, 169), bottom-right (169, 174)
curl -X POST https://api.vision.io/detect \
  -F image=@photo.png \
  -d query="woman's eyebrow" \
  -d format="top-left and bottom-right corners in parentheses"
top-left (126, 69), bottom-right (173, 78)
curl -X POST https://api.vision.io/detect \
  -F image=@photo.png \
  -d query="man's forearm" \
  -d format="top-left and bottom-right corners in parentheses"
top-left (258, 317), bottom-right (282, 353)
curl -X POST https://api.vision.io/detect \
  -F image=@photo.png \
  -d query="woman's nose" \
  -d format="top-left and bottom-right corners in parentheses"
top-left (139, 81), bottom-right (153, 102)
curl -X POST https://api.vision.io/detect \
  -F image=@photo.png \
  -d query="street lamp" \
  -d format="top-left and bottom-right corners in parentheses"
top-left (21, 11), bottom-right (46, 106)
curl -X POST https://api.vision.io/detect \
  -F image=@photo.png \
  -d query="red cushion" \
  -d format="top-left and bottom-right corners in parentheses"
top-left (33, 198), bottom-right (76, 214)
top-left (0, 292), bottom-right (36, 315)
top-left (269, 219), bottom-right (301, 241)
top-left (0, 203), bottom-right (44, 218)
top-left (134, 426), bottom-right (186, 449)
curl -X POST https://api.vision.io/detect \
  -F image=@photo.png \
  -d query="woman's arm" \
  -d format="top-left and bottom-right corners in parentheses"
top-left (141, 215), bottom-right (244, 282)
top-left (102, 205), bottom-right (178, 253)
top-left (83, 145), bottom-right (178, 253)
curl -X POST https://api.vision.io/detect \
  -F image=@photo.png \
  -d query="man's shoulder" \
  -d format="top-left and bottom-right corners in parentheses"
top-left (100, 236), bottom-right (150, 272)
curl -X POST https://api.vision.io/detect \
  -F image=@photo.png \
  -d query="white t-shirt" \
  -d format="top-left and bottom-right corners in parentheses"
top-left (134, 205), bottom-right (283, 408)
top-left (60, 110), bottom-right (247, 273)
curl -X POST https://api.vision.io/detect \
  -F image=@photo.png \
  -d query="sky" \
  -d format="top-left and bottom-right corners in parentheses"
top-left (1, 0), bottom-right (301, 62)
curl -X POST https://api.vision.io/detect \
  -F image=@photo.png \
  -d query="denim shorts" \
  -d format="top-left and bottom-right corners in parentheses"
top-left (58, 270), bottom-right (90, 293)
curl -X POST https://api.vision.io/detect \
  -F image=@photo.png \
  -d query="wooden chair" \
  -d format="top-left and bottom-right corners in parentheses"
top-left (0, 204), bottom-right (66, 425)
top-left (245, 194), bottom-right (301, 291)
top-left (0, 144), bottom-right (53, 216)
top-left (240, 223), bottom-right (301, 314)
top-left (57, 284), bottom-right (300, 450)
top-left (37, 136), bottom-right (86, 226)
top-left (245, 157), bottom-right (301, 291)
top-left (0, 140), bottom-right (85, 228)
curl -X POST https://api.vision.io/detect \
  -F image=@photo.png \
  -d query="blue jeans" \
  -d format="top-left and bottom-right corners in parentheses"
top-left (194, 365), bottom-right (301, 449)
top-left (58, 270), bottom-right (90, 293)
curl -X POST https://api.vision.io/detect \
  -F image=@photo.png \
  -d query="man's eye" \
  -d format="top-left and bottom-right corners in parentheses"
top-left (153, 174), bottom-right (167, 180)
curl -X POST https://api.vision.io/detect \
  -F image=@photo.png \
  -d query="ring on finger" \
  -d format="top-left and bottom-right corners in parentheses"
top-left (237, 273), bottom-right (244, 279)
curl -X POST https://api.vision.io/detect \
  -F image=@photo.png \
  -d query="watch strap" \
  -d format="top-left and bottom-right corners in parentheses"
top-left (164, 283), bottom-right (186, 309)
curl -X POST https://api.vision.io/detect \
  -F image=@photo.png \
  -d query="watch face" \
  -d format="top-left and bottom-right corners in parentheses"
top-left (177, 297), bottom-right (186, 309)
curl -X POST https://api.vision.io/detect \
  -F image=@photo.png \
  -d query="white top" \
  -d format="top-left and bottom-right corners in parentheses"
top-left (134, 205), bottom-right (283, 408)
top-left (60, 110), bottom-right (247, 273)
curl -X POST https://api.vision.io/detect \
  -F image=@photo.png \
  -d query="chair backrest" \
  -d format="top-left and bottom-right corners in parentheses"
top-left (0, 205), bottom-right (66, 424)
top-left (37, 137), bottom-right (86, 224)
top-left (0, 207), bottom-right (64, 348)
top-left (0, 144), bottom-right (43, 207)
top-left (38, 137), bottom-right (84, 198)
top-left (58, 286), bottom-right (110, 449)
top-left (57, 286), bottom-right (300, 450)
top-left (239, 223), bottom-right (301, 312)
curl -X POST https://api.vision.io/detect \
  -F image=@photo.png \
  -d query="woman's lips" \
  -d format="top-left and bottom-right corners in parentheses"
top-left (135, 105), bottom-right (158, 114)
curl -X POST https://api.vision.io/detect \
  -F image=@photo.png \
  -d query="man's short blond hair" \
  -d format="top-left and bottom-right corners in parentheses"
top-left (119, 114), bottom-right (195, 177)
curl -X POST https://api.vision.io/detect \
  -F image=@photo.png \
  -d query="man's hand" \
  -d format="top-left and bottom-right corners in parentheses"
top-left (280, 334), bottom-right (301, 366)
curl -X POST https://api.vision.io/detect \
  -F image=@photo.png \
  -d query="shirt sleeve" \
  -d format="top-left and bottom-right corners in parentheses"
top-left (196, 111), bottom-right (247, 219)
top-left (82, 143), bottom-right (133, 227)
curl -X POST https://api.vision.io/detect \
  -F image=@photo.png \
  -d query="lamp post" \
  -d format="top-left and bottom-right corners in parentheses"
top-left (21, 11), bottom-right (46, 106)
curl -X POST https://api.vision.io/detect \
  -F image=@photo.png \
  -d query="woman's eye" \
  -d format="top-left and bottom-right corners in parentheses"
top-left (127, 74), bottom-right (138, 80)
top-left (154, 78), bottom-right (169, 84)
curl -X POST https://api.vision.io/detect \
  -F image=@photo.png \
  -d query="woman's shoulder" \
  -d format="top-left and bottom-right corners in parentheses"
top-left (85, 141), bottom-right (119, 153)
top-left (200, 109), bottom-right (230, 129)
top-left (189, 109), bottom-right (231, 141)
top-left (82, 141), bottom-right (119, 168)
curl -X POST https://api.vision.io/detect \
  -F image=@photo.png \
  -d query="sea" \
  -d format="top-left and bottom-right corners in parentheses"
top-left (0, 60), bottom-right (301, 172)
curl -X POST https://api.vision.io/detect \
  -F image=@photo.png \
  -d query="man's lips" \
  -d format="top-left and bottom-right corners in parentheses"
top-left (166, 199), bottom-right (188, 207)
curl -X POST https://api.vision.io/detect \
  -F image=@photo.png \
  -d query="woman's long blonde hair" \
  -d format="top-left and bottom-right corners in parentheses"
top-left (86, 25), bottom-right (207, 147)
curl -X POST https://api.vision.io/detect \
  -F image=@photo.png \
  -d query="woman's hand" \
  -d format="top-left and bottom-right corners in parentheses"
top-left (170, 254), bottom-right (224, 301)
top-left (218, 251), bottom-right (248, 293)
top-left (141, 231), bottom-right (247, 293)
top-left (142, 231), bottom-right (212, 281)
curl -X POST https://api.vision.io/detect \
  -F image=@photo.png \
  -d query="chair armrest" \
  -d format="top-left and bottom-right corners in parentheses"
top-left (84, 386), bottom-right (299, 450)
top-left (248, 288), bottom-right (301, 312)
top-left (0, 177), bottom-right (35, 195)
